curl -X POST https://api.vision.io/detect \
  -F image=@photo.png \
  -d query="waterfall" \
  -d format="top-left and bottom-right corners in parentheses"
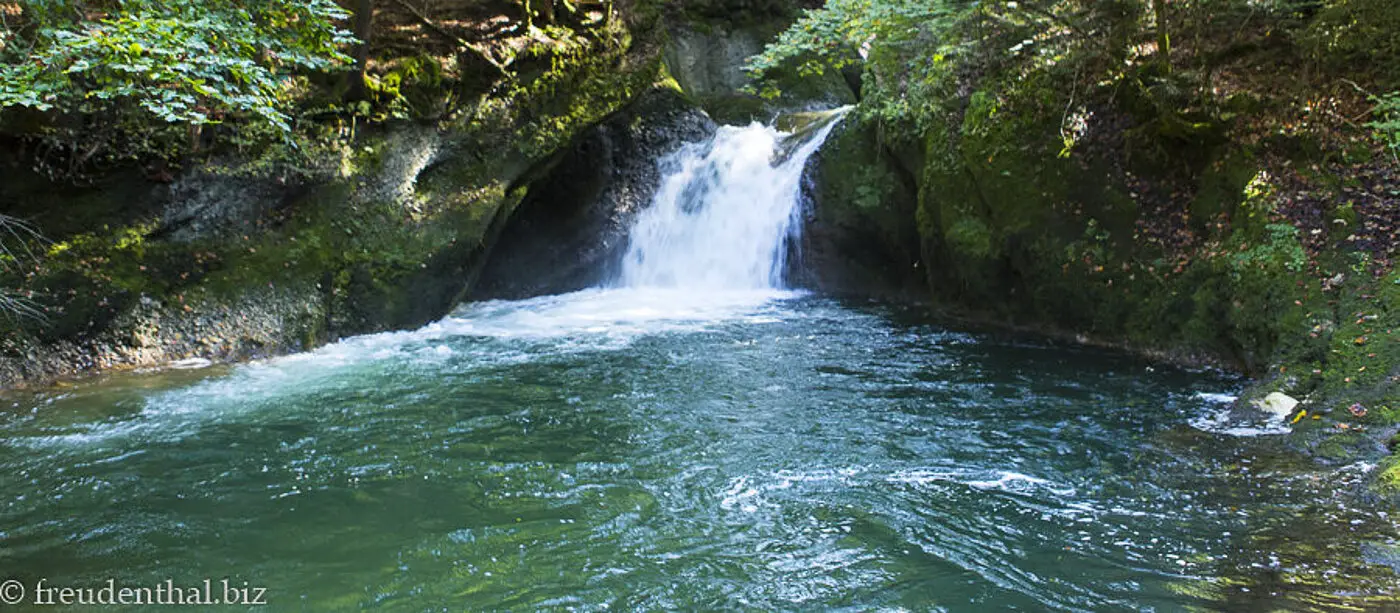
top-left (616, 110), bottom-right (848, 290)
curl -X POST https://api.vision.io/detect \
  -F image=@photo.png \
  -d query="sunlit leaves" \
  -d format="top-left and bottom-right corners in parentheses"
top-left (746, 0), bottom-right (967, 76)
top-left (0, 0), bottom-right (351, 132)
top-left (745, 0), bottom-right (975, 126)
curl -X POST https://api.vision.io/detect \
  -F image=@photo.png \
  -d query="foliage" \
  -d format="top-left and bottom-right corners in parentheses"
top-left (0, 0), bottom-right (352, 173)
top-left (1369, 91), bottom-right (1400, 163)
top-left (1232, 223), bottom-right (1307, 275)
top-left (1300, 0), bottom-right (1400, 86)
top-left (745, 0), bottom-right (972, 122)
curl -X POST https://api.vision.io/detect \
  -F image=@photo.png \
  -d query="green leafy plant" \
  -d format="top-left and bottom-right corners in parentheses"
top-left (1, 0), bottom-right (352, 174)
top-left (745, 0), bottom-right (973, 124)
top-left (1369, 91), bottom-right (1400, 164)
top-left (1232, 223), bottom-right (1307, 275)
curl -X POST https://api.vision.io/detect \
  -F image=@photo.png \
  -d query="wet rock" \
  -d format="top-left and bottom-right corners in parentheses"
top-left (0, 284), bottom-right (325, 388)
top-left (793, 117), bottom-right (926, 300)
top-left (665, 27), bottom-right (766, 99)
top-left (1254, 392), bottom-right (1300, 419)
top-left (470, 88), bottom-right (717, 299)
top-left (355, 126), bottom-right (443, 208)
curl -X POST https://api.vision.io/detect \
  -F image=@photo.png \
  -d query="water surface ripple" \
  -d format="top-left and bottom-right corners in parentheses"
top-left (2, 290), bottom-right (1397, 611)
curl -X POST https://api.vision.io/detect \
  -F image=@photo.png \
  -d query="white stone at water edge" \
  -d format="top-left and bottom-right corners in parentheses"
top-left (1253, 392), bottom-right (1299, 420)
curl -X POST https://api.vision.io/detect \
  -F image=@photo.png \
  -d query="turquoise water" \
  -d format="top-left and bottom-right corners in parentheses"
top-left (1, 289), bottom-right (1397, 611)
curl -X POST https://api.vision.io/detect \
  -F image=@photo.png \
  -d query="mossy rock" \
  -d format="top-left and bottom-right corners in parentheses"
top-left (472, 87), bottom-right (718, 300)
top-left (797, 117), bottom-right (924, 299)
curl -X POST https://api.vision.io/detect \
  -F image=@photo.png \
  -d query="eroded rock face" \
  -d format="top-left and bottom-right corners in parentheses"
top-left (0, 14), bottom-right (777, 389)
top-left (157, 127), bottom-right (444, 244)
top-left (470, 88), bottom-right (717, 299)
top-left (665, 27), bottom-right (767, 98)
top-left (158, 174), bottom-right (299, 243)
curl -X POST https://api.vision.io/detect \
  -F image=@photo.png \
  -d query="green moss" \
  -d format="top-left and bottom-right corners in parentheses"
top-left (8, 220), bottom-right (222, 341)
top-left (1308, 270), bottom-right (1400, 407)
top-left (1315, 429), bottom-right (1372, 462)
top-left (1330, 200), bottom-right (1359, 244)
top-left (945, 218), bottom-right (994, 260)
top-left (812, 119), bottom-right (920, 248)
top-left (472, 31), bottom-right (666, 166)
top-left (374, 55), bottom-right (448, 119)
top-left (752, 59), bottom-right (858, 107)
top-left (1, 14), bottom-right (670, 352)
top-left (1379, 456), bottom-right (1400, 494)
top-left (897, 59), bottom-right (1347, 372)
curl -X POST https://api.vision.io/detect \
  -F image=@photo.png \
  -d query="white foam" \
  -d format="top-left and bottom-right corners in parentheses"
top-left (1188, 401), bottom-right (1290, 437)
top-left (167, 357), bottom-right (213, 370)
top-left (1193, 392), bottom-right (1238, 404)
top-left (618, 111), bottom-right (848, 290)
top-left (17, 287), bottom-right (803, 449)
top-left (888, 468), bottom-right (1075, 496)
top-left (719, 467), bottom-right (865, 513)
top-left (966, 472), bottom-right (1052, 492)
top-left (16, 111), bottom-right (852, 449)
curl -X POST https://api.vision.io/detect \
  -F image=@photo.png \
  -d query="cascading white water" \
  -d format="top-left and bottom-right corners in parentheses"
top-left (617, 111), bottom-right (849, 290)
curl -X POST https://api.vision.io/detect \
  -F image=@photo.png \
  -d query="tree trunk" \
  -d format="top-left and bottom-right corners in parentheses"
top-left (346, 0), bottom-right (374, 101)
top-left (1153, 0), bottom-right (1170, 73)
